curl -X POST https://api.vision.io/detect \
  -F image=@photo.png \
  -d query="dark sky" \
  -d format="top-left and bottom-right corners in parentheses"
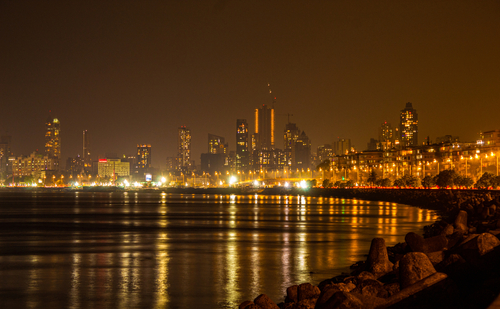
top-left (1, 0), bottom-right (499, 168)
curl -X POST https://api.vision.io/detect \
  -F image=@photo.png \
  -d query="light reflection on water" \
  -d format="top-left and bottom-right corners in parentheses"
top-left (0, 191), bottom-right (438, 309)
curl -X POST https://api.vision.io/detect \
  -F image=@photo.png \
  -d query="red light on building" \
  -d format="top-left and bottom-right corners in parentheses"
top-left (99, 159), bottom-right (107, 163)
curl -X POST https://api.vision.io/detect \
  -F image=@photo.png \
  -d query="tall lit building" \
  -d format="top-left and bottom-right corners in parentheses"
top-left (284, 123), bottom-right (299, 151)
top-left (82, 130), bottom-right (91, 173)
top-left (208, 134), bottom-right (227, 154)
top-left (136, 144), bottom-right (151, 174)
top-left (45, 116), bottom-right (61, 170)
top-left (399, 102), bottom-right (418, 147)
top-left (254, 104), bottom-right (275, 151)
top-left (236, 119), bottom-right (249, 171)
top-left (0, 135), bottom-right (12, 176)
top-left (378, 122), bottom-right (395, 150)
top-left (178, 126), bottom-right (191, 172)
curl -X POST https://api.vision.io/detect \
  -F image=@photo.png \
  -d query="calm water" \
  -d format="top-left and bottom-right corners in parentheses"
top-left (0, 190), bottom-right (437, 308)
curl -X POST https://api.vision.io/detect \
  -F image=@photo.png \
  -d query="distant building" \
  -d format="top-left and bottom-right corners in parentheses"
top-left (316, 144), bottom-right (333, 163)
top-left (283, 122), bottom-right (300, 167)
top-left (82, 130), bottom-right (91, 174)
top-left (478, 130), bottom-right (500, 146)
top-left (293, 131), bottom-right (311, 169)
top-left (165, 157), bottom-right (176, 173)
top-left (66, 155), bottom-right (84, 175)
top-left (0, 135), bottom-right (12, 177)
top-left (254, 104), bottom-right (275, 151)
top-left (236, 119), bottom-right (249, 171)
top-left (436, 135), bottom-right (459, 144)
top-left (366, 138), bottom-right (378, 151)
top-left (136, 144), bottom-right (151, 175)
top-left (208, 134), bottom-right (227, 155)
top-left (177, 126), bottom-right (191, 172)
top-left (45, 116), bottom-right (61, 170)
top-left (333, 138), bottom-right (351, 155)
top-left (378, 122), bottom-right (396, 150)
top-left (399, 102), bottom-right (418, 147)
top-left (200, 153), bottom-right (226, 175)
top-left (12, 151), bottom-right (56, 178)
top-left (98, 158), bottom-right (130, 179)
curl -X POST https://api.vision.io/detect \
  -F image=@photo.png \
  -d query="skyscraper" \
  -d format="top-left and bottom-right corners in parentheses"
top-left (178, 126), bottom-right (191, 172)
top-left (82, 130), bottom-right (91, 173)
top-left (136, 144), bottom-right (151, 175)
top-left (378, 122), bottom-right (395, 150)
top-left (399, 102), bottom-right (418, 147)
top-left (236, 119), bottom-right (249, 171)
top-left (45, 116), bottom-right (61, 170)
top-left (253, 104), bottom-right (275, 151)
top-left (293, 131), bottom-right (311, 169)
top-left (0, 135), bottom-right (12, 176)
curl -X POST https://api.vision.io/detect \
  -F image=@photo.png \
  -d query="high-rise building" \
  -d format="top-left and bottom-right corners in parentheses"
top-left (136, 144), bottom-right (151, 175)
top-left (254, 104), bottom-right (275, 151)
top-left (284, 122), bottom-right (300, 151)
top-left (208, 134), bottom-right (227, 154)
top-left (333, 138), bottom-right (351, 155)
top-left (0, 135), bottom-right (12, 177)
top-left (378, 122), bottom-right (395, 150)
top-left (45, 116), bottom-right (61, 170)
top-left (178, 126), bottom-right (191, 172)
top-left (317, 144), bottom-right (333, 163)
top-left (236, 119), bottom-right (249, 171)
top-left (399, 102), bottom-right (418, 147)
top-left (293, 131), bottom-right (311, 169)
top-left (82, 130), bottom-right (91, 173)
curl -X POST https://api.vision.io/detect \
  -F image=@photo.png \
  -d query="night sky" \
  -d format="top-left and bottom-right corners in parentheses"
top-left (1, 1), bottom-right (499, 168)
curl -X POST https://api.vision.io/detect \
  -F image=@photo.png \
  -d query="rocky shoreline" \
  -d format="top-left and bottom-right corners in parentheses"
top-left (239, 189), bottom-right (500, 309)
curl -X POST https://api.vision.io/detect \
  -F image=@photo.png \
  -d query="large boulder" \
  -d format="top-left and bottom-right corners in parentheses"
top-left (350, 279), bottom-right (388, 298)
top-left (297, 283), bottom-right (320, 301)
top-left (315, 284), bottom-right (341, 309)
top-left (254, 294), bottom-right (279, 309)
top-left (399, 252), bottom-right (437, 289)
top-left (454, 210), bottom-right (468, 233)
top-left (286, 285), bottom-right (298, 303)
top-left (366, 238), bottom-right (394, 277)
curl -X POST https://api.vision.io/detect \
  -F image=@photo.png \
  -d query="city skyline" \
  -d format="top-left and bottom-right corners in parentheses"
top-left (1, 1), bottom-right (499, 167)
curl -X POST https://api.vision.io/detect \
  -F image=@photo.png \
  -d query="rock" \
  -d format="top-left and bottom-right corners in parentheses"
top-left (239, 300), bottom-right (255, 309)
top-left (454, 210), bottom-right (468, 233)
top-left (254, 294), bottom-right (279, 309)
top-left (280, 303), bottom-right (295, 309)
top-left (399, 252), bottom-right (437, 289)
top-left (384, 282), bottom-right (400, 297)
top-left (285, 285), bottom-right (298, 303)
top-left (315, 284), bottom-right (341, 309)
top-left (426, 250), bottom-right (444, 265)
top-left (294, 297), bottom-right (317, 309)
top-left (424, 234), bottom-right (448, 253)
top-left (446, 231), bottom-right (464, 249)
top-left (383, 272), bottom-right (449, 308)
top-left (316, 291), bottom-right (363, 309)
top-left (357, 271), bottom-right (376, 282)
top-left (366, 238), bottom-right (394, 277)
top-left (405, 232), bottom-right (425, 252)
top-left (350, 279), bottom-right (388, 298)
top-left (297, 283), bottom-right (320, 301)
top-left (442, 224), bottom-right (454, 236)
top-left (476, 232), bottom-right (500, 255)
